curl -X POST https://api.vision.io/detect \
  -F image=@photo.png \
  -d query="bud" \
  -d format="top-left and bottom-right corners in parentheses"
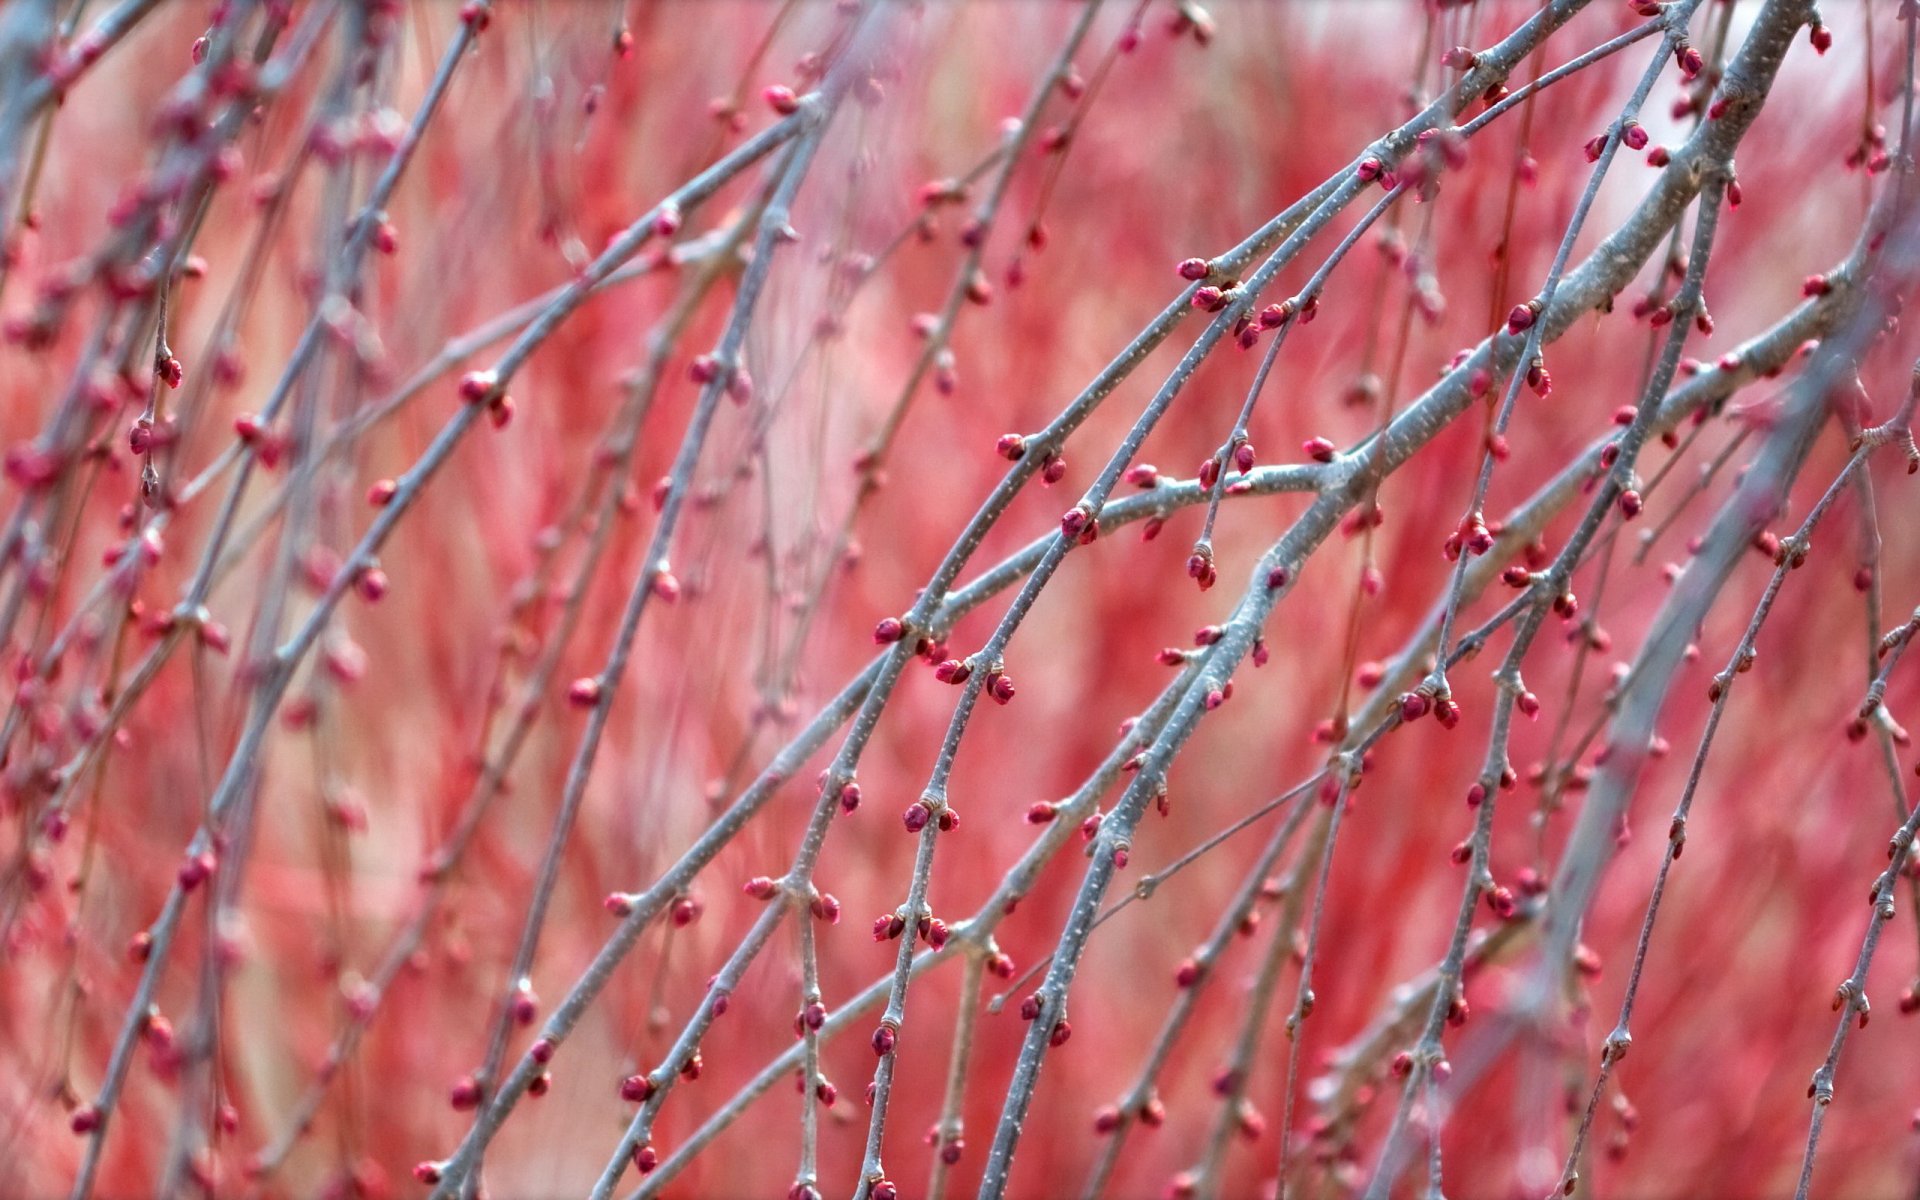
top-left (1505, 300), bottom-right (1539, 336)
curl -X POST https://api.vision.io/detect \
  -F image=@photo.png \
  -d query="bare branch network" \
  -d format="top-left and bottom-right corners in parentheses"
top-left (1, 1), bottom-right (1918, 1198)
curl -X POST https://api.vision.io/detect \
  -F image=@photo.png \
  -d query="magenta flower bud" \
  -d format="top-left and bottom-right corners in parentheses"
top-left (1176, 257), bottom-right (1211, 281)
top-left (458, 369), bottom-right (497, 403)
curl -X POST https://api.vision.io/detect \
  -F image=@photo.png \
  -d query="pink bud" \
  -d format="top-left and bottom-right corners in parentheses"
top-left (1505, 301), bottom-right (1537, 336)
top-left (458, 370), bottom-right (497, 403)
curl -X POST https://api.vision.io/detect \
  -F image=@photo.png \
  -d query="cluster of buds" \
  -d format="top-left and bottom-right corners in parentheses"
top-left (457, 369), bottom-right (515, 429)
